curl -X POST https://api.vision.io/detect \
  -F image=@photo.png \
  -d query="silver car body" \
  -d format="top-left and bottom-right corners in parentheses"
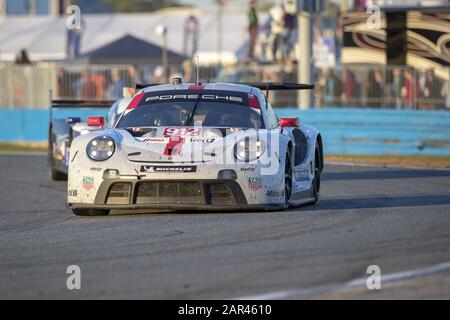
top-left (67, 83), bottom-right (323, 212)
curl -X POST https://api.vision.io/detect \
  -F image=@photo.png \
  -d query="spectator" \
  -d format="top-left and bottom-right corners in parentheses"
top-left (353, 0), bottom-right (368, 12)
top-left (422, 69), bottom-right (443, 109)
top-left (182, 60), bottom-right (194, 82)
top-left (90, 72), bottom-right (106, 99)
top-left (81, 70), bottom-right (97, 99)
top-left (324, 69), bottom-right (342, 107)
top-left (269, 0), bottom-right (286, 62)
top-left (391, 67), bottom-right (403, 109)
top-left (183, 15), bottom-right (199, 59)
top-left (401, 69), bottom-right (419, 108)
top-left (57, 68), bottom-right (74, 99)
top-left (15, 49), bottom-right (31, 64)
top-left (282, 9), bottom-right (296, 61)
top-left (441, 79), bottom-right (450, 110)
top-left (107, 70), bottom-right (128, 100)
top-left (342, 68), bottom-right (356, 106)
top-left (365, 70), bottom-right (383, 108)
top-left (248, 0), bottom-right (259, 60)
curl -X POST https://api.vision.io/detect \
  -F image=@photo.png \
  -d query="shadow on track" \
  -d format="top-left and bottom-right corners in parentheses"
top-left (302, 194), bottom-right (450, 211)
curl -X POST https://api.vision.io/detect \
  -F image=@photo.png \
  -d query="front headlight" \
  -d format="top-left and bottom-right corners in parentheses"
top-left (86, 136), bottom-right (115, 161)
top-left (234, 138), bottom-right (266, 162)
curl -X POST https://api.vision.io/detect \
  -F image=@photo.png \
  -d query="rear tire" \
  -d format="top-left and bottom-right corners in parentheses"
top-left (50, 168), bottom-right (67, 181)
top-left (311, 145), bottom-right (321, 204)
top-left (284, 149), bottom-right (293, 206)
top-left (48, 140), bottom-right (67, 181)
top-left (72, 209), bottom-right (110, 216)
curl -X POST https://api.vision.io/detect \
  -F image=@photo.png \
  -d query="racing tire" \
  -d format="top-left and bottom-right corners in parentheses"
top-left (48, 140), bottom-right (67, 181)
top-left (72, 209), bottom-right (110, 217)
top-left (50, 168), bottom-right (67, 181)
top-left (311, 145), bottom-right (321, 204)
top-left (284, 149), bottom-right (293, 206)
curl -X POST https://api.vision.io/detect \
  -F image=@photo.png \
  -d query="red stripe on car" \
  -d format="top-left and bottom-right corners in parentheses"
top-left (163, 137), bottom-right (185, 156)
top-left (126, 92), bottom-right (144, 110)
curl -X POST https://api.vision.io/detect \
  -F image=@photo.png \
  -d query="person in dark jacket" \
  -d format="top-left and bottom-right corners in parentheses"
top-left (248, 0), bottom-right (259, 60)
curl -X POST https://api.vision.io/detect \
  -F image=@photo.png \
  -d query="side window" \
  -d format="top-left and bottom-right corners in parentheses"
top-left (266, 101), bottom-right (279, 129)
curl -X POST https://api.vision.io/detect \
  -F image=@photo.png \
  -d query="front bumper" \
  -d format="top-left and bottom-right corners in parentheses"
top-left (68, 178), bottom-right (286, 211)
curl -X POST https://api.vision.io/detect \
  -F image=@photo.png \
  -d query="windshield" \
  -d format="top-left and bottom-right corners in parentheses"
top-left (116, 90), bottom-right (264, 129)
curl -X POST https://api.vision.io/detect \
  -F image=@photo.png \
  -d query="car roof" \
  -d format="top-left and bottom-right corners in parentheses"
top-left (140, 82), bottom-right (255, 94)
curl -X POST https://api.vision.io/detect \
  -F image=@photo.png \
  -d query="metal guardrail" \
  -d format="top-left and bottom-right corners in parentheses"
top-left (217, 64), bottom-right (450, 110)
top-left (0, 63), bottom-right (219, 108)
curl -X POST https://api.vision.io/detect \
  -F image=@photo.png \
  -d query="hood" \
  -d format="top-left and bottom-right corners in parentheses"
top-left (115, 127), bottom-right (245, 163)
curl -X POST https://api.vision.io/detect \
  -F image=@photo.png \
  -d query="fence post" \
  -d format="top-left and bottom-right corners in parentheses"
top-left (447, 68), bottom-right (450, 109)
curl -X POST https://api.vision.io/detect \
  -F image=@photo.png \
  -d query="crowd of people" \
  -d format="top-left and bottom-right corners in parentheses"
top-left (247, 0), bottom-right (297, 63)
top-left (56, 62), bottom-right (198, 100)
top-left (54, 63), bottom-right (449, 110)
top-left (318, 67), bottom-right (449, 110)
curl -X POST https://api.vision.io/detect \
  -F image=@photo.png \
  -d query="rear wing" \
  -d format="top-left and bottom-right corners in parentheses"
top-left (50, 100), bottom-right (115, 123)
top-left (51, 100), bottom-right (115, 108)
top-left (237, 82), bottom-right (315, 91)
top-left (135, 82), bottom-right (316, 92)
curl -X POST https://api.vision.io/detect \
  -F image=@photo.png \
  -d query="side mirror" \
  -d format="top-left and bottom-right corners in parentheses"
top-left (280, 117), bottom-right (300, 133)
top-left (87, 116), bottom-right (105, 127)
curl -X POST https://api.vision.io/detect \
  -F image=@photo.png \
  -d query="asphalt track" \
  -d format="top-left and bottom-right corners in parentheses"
top-left (0, 153), bottom-right (449, 299)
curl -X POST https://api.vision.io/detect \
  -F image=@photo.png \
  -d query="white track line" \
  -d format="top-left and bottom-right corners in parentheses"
top-left (234, 261), bottom-right (450, 300)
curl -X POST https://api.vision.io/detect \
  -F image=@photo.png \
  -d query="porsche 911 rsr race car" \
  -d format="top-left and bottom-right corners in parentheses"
top-left (48, 98), bottom-right (131, 180)
top-left (67, 81), bottom-right (323, 216)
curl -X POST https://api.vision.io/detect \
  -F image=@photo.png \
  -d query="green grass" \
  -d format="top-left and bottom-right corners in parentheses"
top-left (326, 154), bottom-right (450, 169)
top-left (0, 143), bottom-right (47, 153)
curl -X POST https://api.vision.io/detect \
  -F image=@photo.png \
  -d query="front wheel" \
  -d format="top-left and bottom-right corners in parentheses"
top-left (72, 209), bottom-right (110, 216)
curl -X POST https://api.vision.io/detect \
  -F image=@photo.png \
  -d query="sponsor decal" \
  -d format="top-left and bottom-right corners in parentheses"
top-left (294, 169), bottom-right (310, 181)
top-left (139, 137), bottom-right (170, 144)
top-left (145, 94), bottom-right (243, 103)
top-left (140, 165), bottom-right (197, 173)
top-left (189, 137), bottom-right (216, 143)
top-left (82, 177), bottom-right (94, 190)
top-left (248, 177), bottom-right (262, 191)
top-left (90, 167), bottom-right (102, 172)
top-left (68, 190), bottom-right (78, 197)
top-left (164, 128), bottom-right (201, 137)
top-left (266, 189), bottom-right (285, 198)
top-left (241, 167), bottom-right (255, 172)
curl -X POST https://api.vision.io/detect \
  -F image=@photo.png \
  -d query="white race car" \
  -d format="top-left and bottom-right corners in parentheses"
top-left (67, 81), bottom-right (323, 216)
